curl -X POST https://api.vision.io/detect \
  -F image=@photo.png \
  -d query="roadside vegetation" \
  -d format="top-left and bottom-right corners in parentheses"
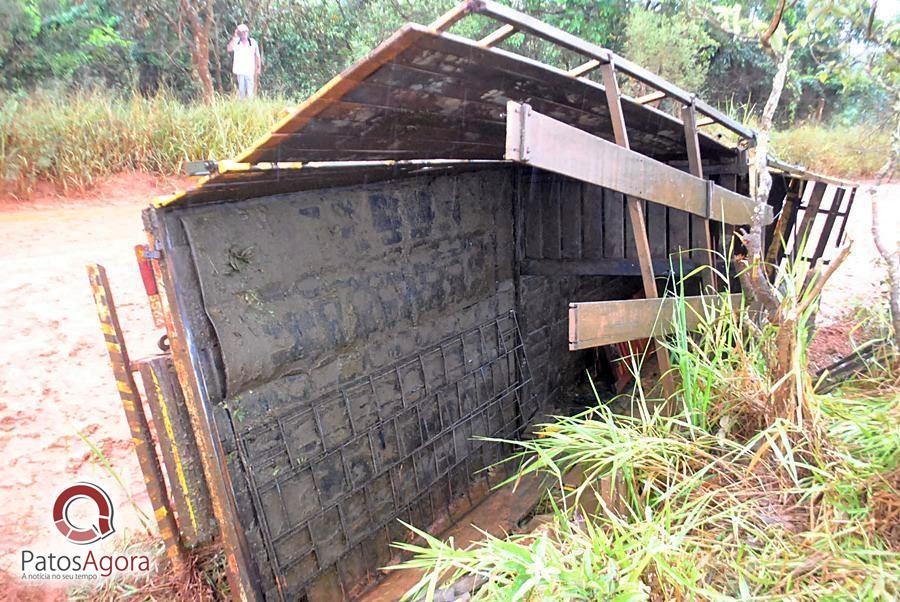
top-left (1, 1), bottom-right (895, 197)
top-left (0, 89), bottom-right (286, 194)
top-left (390, 263), bottom-right (900, 600)
top-left (0, 88), bottom-right (890, 197)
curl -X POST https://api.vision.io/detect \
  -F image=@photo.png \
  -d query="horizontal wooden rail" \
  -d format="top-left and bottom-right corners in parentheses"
top-left (569, 293), bottom-right (742, 351)
top-left (505, 102), bottom-right (770, 226)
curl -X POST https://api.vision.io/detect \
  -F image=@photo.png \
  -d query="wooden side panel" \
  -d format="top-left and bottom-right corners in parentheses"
top-left (569, 294), bottom-right (742, 350)
top-left (582, 184), bottom-right (604, 258)
top-left (603, 188), bottom-right (626, 258)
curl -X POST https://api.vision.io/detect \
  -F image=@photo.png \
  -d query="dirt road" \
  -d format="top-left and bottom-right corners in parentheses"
top-left (0, 174), bottom-right (894, 596)
top-left (0, 174), bottom-right (186, 594)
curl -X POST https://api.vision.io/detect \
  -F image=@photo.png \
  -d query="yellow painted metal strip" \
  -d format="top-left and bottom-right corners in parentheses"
top-left (150, 366), bottom-right (200, 533)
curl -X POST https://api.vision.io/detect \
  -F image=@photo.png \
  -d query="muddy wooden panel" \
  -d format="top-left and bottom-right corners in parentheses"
top-left (569, 293), bottom-right (742, 350)
top-left (647, 202), bottom-right (667, 257)
top-left (178, 169), bottom-right (513, 397)
top-left (668, 208), bottom-right (691, 256)
top-left (238, 25), bottom-right (737, 168)
top-left (602, 188), bottom-right (625, 258)
top-left (559, 180), bottom-right (583, 259)
top-left (582, 184), bottom-right (604, 258)
top-left (136, 355), bottom-right (217, 547)
top-left (541, 179), bottom-right (562, 259)
top-left (505, 103), bottom-right (768, 226)
top-left (523, 170), bottom-right (543, 258)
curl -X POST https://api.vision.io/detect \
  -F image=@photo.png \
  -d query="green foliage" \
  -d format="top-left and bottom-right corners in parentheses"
top-left (0, 0), bottom-right (132, 89)
top-left (389, 269), bottom-right (900, 601)
top-left (623, 7), bottom-right (718, 93)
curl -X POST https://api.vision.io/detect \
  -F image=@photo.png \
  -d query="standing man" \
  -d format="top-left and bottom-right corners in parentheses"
top-left (227, 24), bottom-right (261, 99)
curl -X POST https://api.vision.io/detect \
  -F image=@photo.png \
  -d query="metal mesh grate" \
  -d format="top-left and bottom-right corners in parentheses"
top-left (230, 310), bottom-right (535, 599)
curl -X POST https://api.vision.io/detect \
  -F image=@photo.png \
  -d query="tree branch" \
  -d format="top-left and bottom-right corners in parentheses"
top-left (761, 0), bottom-right (787, 49)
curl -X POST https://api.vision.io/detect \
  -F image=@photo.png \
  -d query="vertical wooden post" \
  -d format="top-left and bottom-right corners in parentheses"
top-left (600, 61), bottom-right (674, 397)
top-left (86, 264), bottom-right (185, 571)
top-left (681, 102), bottom-right (717, 291)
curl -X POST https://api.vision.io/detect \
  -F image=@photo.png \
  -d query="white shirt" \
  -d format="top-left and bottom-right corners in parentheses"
top-left (232, 39), bottom-right (258, 76)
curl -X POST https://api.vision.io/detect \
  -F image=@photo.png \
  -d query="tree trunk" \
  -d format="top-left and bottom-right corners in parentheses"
top-left (180, 0), bottom-right (215, 102)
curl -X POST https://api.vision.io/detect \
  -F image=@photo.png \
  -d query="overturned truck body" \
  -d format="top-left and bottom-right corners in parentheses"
top-left (117, 2), bottom-right (859, 600)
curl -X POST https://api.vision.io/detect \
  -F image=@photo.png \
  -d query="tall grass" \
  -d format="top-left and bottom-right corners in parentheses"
top-left (0, 89), bottom-right (287, 193)
top-left (388, 263), bottom-right (900, 600)
top-left (772, 123), bottom-right (891, 180)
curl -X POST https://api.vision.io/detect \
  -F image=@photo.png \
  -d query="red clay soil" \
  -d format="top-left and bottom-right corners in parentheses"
top-left (0, 174), bottom-right (894, 599)
top-left (0, 173), bottom-right (189, 598)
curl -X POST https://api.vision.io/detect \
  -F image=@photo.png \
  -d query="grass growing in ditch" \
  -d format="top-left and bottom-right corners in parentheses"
top-left (389, 264), bottom-right (900, 600)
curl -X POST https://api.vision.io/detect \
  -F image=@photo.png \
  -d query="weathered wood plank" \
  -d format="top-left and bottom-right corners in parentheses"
top-left (582, 184), bottom-right (604, 258)
top-left (504, 102), bottom-right (768, 226)
top-left (560, 180), bottom-right (583, 259)
top-left (569, 294), bottom-right (742, 350)
top-left (602, 188), bottom-right (625, 258)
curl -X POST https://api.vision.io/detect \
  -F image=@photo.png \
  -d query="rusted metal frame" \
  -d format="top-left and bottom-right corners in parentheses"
top-left (478, 23), bottom-right (516, 47)
top-left (682, 102), bottom-right (717, 291)
top-left (764, 176), bottom-right (805, 274)
top-left (636, 90), bottom-right (666, 105)
top-left (793, 180), bottom-right (829, 261)
top-left (466, 0), bottom-right (755, 141)
top-left (86, 264), bottom-right (186, 571)
top-left (599, 61), bottom-right (674, 395)
top-left (810, 186), bottom-right (847, 266)
top-left (144, 213), bottom-right (262, 601)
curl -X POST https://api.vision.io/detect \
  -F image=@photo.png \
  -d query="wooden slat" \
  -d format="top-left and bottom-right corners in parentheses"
top-left (811, 187), bottom-right (846, 264)
top-left (636, 90), bottom-right (666, 104)
top-left (560, 180), bottom-right (583, 259)
top-left (522, 257), bottom-right (701, 277)
top-left (765, 177), bottom-right (804, 272)
top-left (479, 24), bottom-right (517, 47)
top-left (602, 188), bottom-right (625, 257)
top-left (568, 59), bottom-right (601, 77)
top-left (505, 101), bottom-right (769, 226)
top-left (682, 103), bottom-right (716, 289)
top-left (794, 181), bottom-right (829, 258)
top-left (582, 184), bottom-right (604, 258)
top-left (569, 294), bottom-right (742, 350)
top-left (597, 62), bottom-right (672, 392)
